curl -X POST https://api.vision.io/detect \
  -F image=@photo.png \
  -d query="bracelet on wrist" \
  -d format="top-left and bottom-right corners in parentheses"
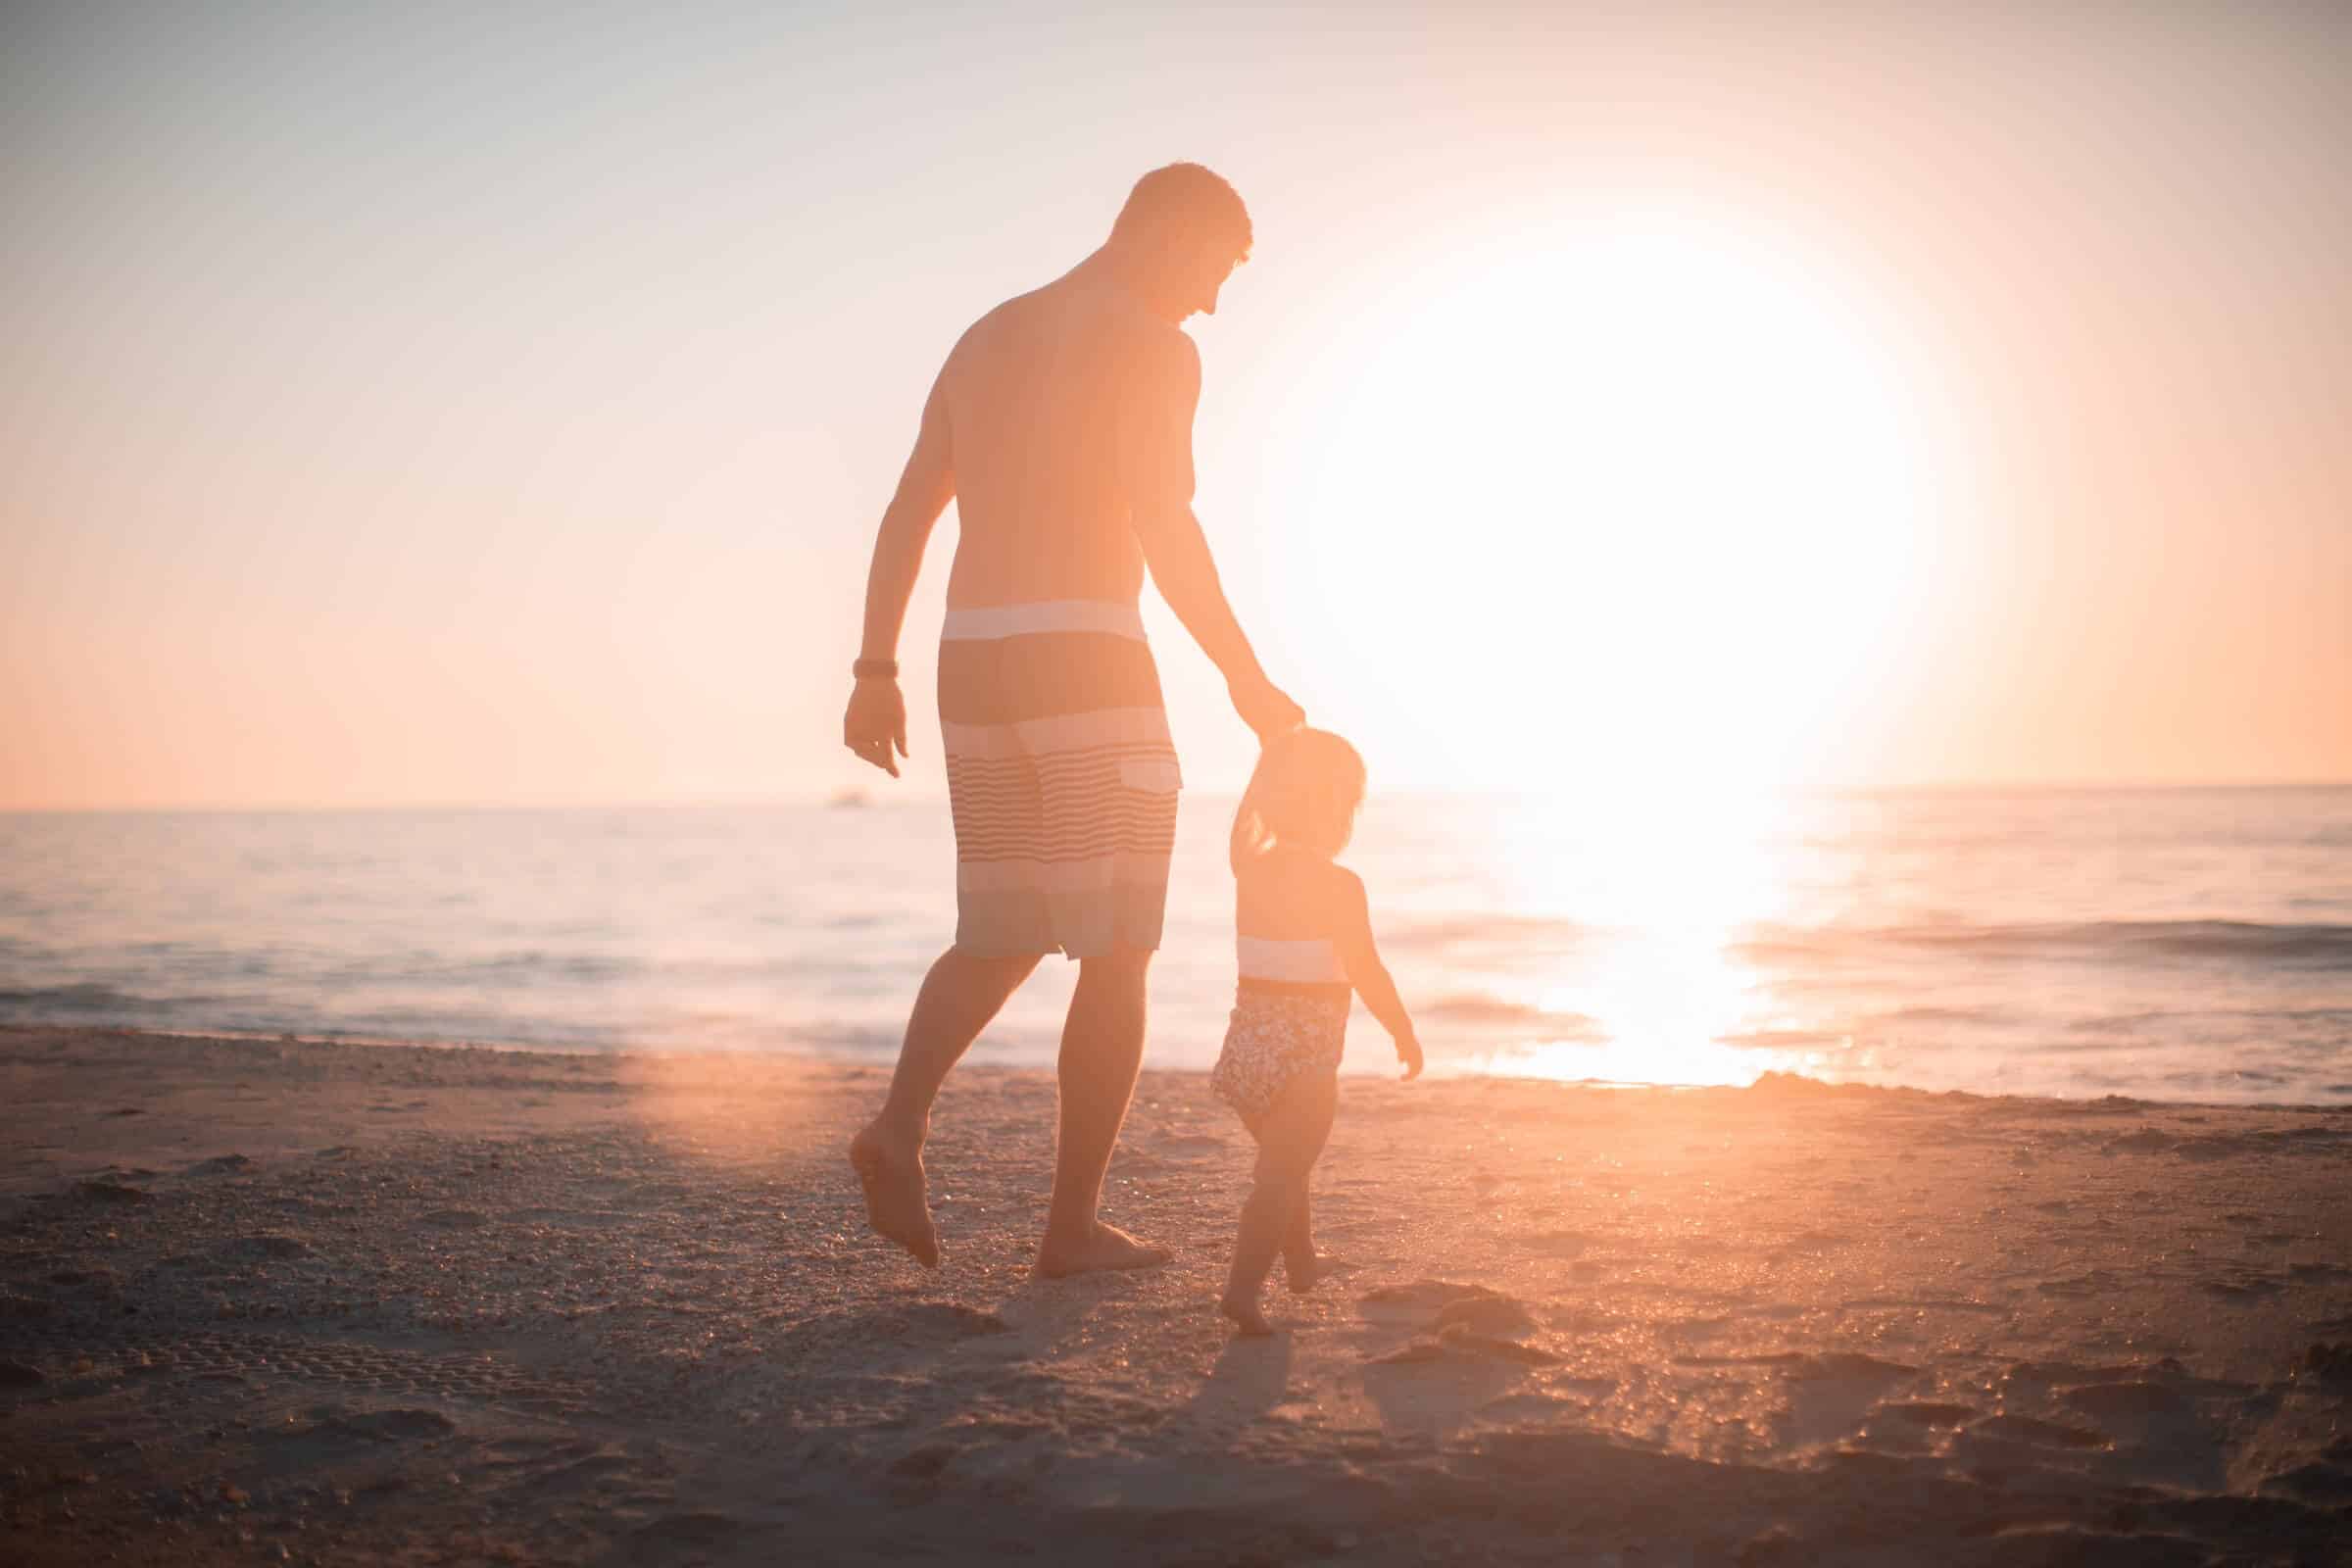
top-left (853, 658), bottom-right (899, 679)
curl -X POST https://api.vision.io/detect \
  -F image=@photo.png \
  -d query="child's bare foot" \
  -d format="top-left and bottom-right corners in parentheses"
top-left (1283, 1249), bottom-right (1343, 1295)
top-left (1219, 1292), bottom-right (1275, 1337)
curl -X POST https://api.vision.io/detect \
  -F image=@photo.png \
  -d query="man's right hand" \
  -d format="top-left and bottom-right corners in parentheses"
top-left (843, 676), bottom-right (908, 777)
top-left (1229, 672), bottom-right (1304, 741)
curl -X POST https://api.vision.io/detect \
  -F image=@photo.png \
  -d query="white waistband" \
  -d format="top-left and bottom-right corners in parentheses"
top-left (942, 601), bottom-right (1148, 642)
top-left (1238, 936), bottom-right (1348, 984)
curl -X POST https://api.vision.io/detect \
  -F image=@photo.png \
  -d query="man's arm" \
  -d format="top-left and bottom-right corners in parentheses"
top-left (843, 374), bottom-right (956, 777)
top-left (1125, 332), bottom-right (1302, 740)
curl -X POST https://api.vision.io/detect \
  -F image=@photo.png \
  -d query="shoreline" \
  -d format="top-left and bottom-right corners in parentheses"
top-left (5, 1021), bottom-right (2343, 1116)
top-left (5, 1024), bottom-right (2351, 1563)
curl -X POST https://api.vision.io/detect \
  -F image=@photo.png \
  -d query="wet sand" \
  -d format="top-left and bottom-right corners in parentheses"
top-left (3, 1023), bottom-right (2350, 1564)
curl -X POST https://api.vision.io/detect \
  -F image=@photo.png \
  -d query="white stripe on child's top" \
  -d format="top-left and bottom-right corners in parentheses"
top-left (940, 601), bottom-right (1149, 642)
top-left (1237, 936), bottom-right (1348, 985)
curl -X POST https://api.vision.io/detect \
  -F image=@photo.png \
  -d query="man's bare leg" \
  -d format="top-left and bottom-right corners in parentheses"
top-left (1034, 944), bottom-right (1168, 1278)
top-left (849, 947), bottom-right (1041, 1268)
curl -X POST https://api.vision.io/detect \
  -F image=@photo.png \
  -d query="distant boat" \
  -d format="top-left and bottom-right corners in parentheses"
top-left (827, 788), bottom-right (872, 809)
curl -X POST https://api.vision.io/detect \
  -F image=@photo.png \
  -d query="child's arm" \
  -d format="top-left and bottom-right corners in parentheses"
top-left (1332, 867), bottom-right (1424, 1080)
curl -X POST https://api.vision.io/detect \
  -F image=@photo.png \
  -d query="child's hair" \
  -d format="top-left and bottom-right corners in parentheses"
top-left (1230, 727), bottom-right (1368, 874)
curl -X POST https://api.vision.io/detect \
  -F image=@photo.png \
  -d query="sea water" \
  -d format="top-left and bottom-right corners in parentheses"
top-left (2, 788), bottom-right (2346, 1104)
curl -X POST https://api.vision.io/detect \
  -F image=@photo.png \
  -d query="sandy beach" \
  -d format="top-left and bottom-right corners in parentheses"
top-left (3, 1024), bottom-right (2349, 1564)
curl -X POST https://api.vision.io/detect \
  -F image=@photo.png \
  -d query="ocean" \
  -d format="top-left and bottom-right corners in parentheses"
top-left (2, 788), bottom-right (2346, 1104)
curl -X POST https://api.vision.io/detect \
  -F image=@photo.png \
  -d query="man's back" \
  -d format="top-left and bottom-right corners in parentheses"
top-left (939, 275), bottom-right (1189, 610)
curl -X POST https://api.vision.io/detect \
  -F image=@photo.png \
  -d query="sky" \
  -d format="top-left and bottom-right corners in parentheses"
top-left (3, 2), bottom-right (2347, 810)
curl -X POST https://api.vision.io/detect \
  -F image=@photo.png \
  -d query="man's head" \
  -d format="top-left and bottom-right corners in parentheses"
top-left (1106, 163), bottom-right (1251, 321)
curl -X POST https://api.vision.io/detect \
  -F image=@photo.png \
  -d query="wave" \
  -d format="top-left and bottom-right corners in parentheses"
top-left (0, 982), bottom-right (170, 1013)
top-left (1388, 913), bottom-right (1592, 953)
top-left (1734, 919), bottom-right (2352, 967)
top-left (1422, 994), bottom-right (1605, 1038)
top-left (1861, 1004), bottom-right (2013, 1027)
top-left (2068, 1005), bottom-right (2352, 1029)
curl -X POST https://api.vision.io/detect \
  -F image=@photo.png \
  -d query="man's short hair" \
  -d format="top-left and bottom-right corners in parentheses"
top-left (1110, 164), bottom-right (1251, 266)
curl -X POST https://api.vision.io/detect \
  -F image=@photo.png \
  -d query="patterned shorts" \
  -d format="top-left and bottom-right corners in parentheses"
top-left (939, 602), bottom-right (1181, 959)
top-left (1211, 992), bottom-right (1349, 1130)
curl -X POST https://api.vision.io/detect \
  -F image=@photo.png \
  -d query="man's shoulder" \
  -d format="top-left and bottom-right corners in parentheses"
top-left (1125, 308), bottom-right (1196, 361)
top-left (950, 291), bottom-right (1040, 358)
top-left (1032, 276), bottom-right (1196, 359)
top-left (943, 281), bottom-right (1195, 415)
top-left (1124, 316), bottom-right (1198, 394)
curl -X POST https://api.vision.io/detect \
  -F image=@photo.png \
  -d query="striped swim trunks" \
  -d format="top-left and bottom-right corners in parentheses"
top-left (938, 601), bottom-right (1182, 958)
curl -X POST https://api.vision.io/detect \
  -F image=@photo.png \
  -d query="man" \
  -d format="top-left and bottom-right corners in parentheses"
top-left (841, 164), bottom-right (1302, 1277)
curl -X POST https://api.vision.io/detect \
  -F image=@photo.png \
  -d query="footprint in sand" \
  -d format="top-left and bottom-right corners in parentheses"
top-left (634, 1511), bottom-right (742, 1548)
top-left (2300, 1344), bottom-right (2352, 1385)
top-left (1877, 1400), bottom-right (1978, 1428)
top-left (1358, 1283), bottom-right (1555, 1365)
top-left (893, 1302), bottom-right (1011, 1341)
top-left (2261, 1461), bottom-right (2352, 1503)
top-left (1777, 1229), bottom-right (1846, 1254)
top-left (1791, 1352), bottom-right (1919, 1384)
top-left (74, 1178), bottom-right (150, 1205)
top-left (1437, 1326), bottom-right (1558, 1364)
top-left (2198, 1268), bottom-right (2287, 1301)
top-left (307, 1406), bottom-right (458, 1443)
top-left (47, 1267), bottom-right (116, 1289)
top-left (1155, 1133), bottom-right (1226, 1157)
top-left (1359, 1280), bottom-right (1508, 1318)
top-left (2061, 1381), bottom-right (2189, 1420)
top-left (1777, 1353), bottom-right (1920, 1446)
top-left (1525, 1230), bottom-right (1589, 1258)
top-left (1967, 1413), bottom-right (2108, 1449)
top-left (1431, 1296), bottom-right (1541, 1339)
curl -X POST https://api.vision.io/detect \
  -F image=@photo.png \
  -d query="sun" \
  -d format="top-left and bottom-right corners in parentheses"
top-left (1265, 209), bottom-right (1944, 808)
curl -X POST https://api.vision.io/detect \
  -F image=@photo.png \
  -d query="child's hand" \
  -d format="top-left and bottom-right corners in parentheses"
top-left (1396, 1030), bottom-right (1424, 1082)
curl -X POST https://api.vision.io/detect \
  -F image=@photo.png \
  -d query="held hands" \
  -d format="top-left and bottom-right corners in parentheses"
top-left (1395, 1029), bottom-right (1425, 1082)
top-left (843, 676), bottom-right (907, 778)
top-left (1229, 670), bottom-right (1304, 741)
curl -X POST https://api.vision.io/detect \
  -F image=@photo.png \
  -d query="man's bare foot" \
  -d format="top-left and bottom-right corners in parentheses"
top-left (1032, 1222), bottom-right (1171, 1280)
top-left (1283, 1250), bottom-right (1344, 1296)
top-left (1220, 1292), bottom-right (1275, 1337)
top-left (848, 1122), bottom-right (939, 1269)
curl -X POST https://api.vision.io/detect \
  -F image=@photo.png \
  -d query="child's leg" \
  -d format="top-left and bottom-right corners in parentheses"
top-left (1285, 1185), bottom-right (1313, 1267)
top-left (1221, 1072), bottom-right (1338, 1335)
top-left (1282, 1071), bottom-right (1339, 1290)
top-left (1282, 1184), bottom-right (1329, 1293)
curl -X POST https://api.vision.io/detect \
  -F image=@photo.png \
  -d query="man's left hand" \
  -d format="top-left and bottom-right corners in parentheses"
top-left (843, 677), bottom-right (908, 777)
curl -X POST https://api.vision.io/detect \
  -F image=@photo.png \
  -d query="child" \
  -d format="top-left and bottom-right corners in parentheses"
top-left (1211, 728), bottom-right (1423, 1335)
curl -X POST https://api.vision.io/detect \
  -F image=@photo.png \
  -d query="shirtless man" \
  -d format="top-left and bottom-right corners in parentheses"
top-left (842, 165), bottom-right (1302, 1277)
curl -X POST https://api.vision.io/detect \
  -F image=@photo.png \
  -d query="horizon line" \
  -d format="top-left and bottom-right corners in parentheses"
top-left (5, 775), bottom-right (2351, 816)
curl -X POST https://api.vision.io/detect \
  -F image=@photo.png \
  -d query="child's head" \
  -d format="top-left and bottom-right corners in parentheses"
top-left (1230, 727), bottom-right (1367, 873)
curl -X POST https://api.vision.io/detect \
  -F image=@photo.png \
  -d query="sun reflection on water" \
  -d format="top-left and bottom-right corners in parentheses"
top-left (1462, 788), bottom-right (1833, 1088)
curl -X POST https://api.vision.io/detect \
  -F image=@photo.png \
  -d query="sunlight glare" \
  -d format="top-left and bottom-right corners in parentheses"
top-left (1275, 210), bottom-right (1942, 804)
